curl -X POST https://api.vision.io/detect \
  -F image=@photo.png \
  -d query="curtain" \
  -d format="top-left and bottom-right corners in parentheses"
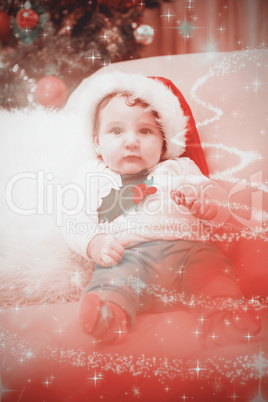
top-left (140, 0), bottom-right (268, 57)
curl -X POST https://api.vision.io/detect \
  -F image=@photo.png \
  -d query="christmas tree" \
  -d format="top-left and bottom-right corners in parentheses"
top-left (0, 0), bottom-right (170, 109)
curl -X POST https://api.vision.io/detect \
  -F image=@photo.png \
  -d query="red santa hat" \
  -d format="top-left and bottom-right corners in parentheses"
top-left (65, 70), bottom-right (208, 175)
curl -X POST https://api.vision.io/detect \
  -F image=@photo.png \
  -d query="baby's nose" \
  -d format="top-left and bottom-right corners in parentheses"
top-left (124, 131), bottom-right (139, 148)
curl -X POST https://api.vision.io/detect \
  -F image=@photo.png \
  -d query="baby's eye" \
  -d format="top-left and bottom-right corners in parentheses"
top-left (139, 128), bottom-right (151, 135)
top-left (112, 127), bottom-right (123, 135)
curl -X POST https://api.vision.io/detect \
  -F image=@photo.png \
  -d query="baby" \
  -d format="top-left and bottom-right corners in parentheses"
top-left (63, 71), bottom-right (261, 346)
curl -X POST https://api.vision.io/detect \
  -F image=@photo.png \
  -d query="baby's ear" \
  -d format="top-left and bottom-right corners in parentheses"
top-left (160, 139), bottom-right (167, 160)
top-left (92, 132), bottom-right (101, 155)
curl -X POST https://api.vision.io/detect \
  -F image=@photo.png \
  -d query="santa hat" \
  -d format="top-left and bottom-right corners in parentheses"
top-left (65, 70), bottom-right (190, 160)
top-left (65, 70), bottom-right (209, 175)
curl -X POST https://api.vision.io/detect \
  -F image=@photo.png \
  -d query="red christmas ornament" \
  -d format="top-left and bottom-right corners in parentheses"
top-left (16, 8), bottom-right (39, 30)
top-left (0, 11), bottom-right (11, 42)
top-left (35, 76), bottom-right (68, 108)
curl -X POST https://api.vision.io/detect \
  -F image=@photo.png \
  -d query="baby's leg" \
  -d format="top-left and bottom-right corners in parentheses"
top-left (181, 242), bottom-right (261, 347)
top-left (80, 249), bottom-right (153, 343)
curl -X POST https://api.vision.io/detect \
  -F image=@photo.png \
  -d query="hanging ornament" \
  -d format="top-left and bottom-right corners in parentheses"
top-left (16, 1), bottom-right (39, 30)
top-left (133, 24), bottom-right (154, 46)
top-left (35, 76), bottom-right (68, 108)
top-left (13, 1), bottom-right (45, 46)
top-left (0, 11), bottom-right (11, 42)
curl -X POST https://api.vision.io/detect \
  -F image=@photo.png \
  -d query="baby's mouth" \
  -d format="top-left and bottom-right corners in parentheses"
top-left (124, 154), bottom-right (140, 159)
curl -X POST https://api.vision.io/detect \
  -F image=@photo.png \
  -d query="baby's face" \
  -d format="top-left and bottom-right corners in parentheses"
top-left (93, 96), bottom-right (164, 175)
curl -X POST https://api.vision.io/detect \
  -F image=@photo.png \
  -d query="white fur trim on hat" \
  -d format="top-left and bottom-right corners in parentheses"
top-left (65, 70), bottom-right (188, 160)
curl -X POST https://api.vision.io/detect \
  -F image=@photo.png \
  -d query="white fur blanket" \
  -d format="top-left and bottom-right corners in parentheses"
top-left (0, 108), bottom-right (95, 307)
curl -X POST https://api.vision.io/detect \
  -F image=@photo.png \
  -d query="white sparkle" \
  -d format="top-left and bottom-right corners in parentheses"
top-left (164, 385), bottom-right (170, 392)
top-left (0, 375), bottom-right (14, 399)
top-left (228, 391), bottom-right (240, 400)
top-left (180, 393), bottom-right (190, 400)
top-left (99, 31), bottom-right (110, 41)
top-left (192, 328), bottom-right (203, 339)
top-left (244, 332), bottom-right (254, 342)
top-left (42, 378), bottom-right (53, 387)
top-left (113, 325), bottom-right (128, 339)
top-left (188, 359), bottom-right (207, 379)
top-left (88, 371), bottom-right (103, 387)
top-left (160, 9), bottom-right (175, 21)
top-left (53, 325), bottom-right (66, 337)
top-left (85, 51), bottom-right (101, 65)
top-left (176, 265), bottom-right (184, 277)
top-left (250, 78), bottom-right (264, 92)
top-left (210, 147), bottom-right (224, 163)
top-left (209, 332), bottom-right (218, 341)
top-left (12, 304), bottom-right (23, 314)
top-left (217, 25), bottom-right (226, 33)
top-left (232, 110), bottom-right (239, 117)
top-left (132, 385), bottom-right (141, 398)
top-left (197, 315), bottom-right (207, 324)
top-left (186, 0), bottom-right (194, 10)
top-left (175, 16), bottom-right (199, 41)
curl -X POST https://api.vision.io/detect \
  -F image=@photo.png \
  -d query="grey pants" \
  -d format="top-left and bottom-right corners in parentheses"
top-left (83, 240), bottom-right (240, 328)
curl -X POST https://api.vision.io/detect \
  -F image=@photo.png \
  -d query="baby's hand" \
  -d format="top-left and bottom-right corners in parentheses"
top-left (188, 197), bottom-right (218, 220)
top-left (87, 234), bottom-right (131, 268)
top-left (170, 190), bottom-right (218, 220)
